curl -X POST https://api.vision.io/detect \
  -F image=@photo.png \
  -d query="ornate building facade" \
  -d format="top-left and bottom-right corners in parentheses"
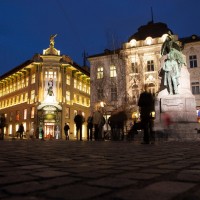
top-left (88, 21), bottom-right (200, 120)
top-left (0, 36), bottom-right (90, 139)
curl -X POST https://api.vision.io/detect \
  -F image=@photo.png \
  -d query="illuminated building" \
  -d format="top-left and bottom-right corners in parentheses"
top-left (88, 21), bottom-right (200, 119)
top-left (0, 36), bottom-right (90, 139)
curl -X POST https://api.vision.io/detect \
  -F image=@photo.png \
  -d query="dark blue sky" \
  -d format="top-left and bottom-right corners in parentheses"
top-left (0, 0), bottom-right (200, 75)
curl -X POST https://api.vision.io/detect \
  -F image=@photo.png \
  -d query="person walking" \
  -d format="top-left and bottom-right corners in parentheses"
top-left (138, 85), bottom-right (154, 144)
top-left (93, 108), bottom-right (103, 141)
top-left (87, 114), bottom-right (93, 141)
top-left (74, 111), bottom-right (84, 141)
top-left (64, 123), bottom-right (70, 140)
top-left (18, 123), bottom-right (24, 139)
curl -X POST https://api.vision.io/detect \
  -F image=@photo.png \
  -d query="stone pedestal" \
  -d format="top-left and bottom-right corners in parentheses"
top-left (155, 63), bottom-right (199, 139)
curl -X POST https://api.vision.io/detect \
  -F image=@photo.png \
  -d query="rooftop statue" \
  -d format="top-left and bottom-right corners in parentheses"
top-left (50, 34), bottom-right (57, 47)
top-left (160, 31), bottom-right (185, 95)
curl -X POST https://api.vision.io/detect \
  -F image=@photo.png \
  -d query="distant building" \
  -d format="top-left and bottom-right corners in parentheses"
top-left (88, 21), bottom-right (200, 120)
top-left (0, 36), bottom-right (90, 139)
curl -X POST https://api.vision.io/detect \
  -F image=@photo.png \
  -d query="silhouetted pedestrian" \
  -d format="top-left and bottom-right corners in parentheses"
top-left (64, 123), bottom-right (70, 140)
top-left (138, 86), bottom-right (154, 144)
top-left (87, 114), bottom-right (93, 141)
top-left (18, 123), bottom-right (24, 139)
top-left (74, 111), bottom-right (84, 141)
top-left (93, 109), bottom-right (103, 141)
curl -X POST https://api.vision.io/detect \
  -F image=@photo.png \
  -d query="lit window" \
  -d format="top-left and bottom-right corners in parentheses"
top-left (86, 98), bottom-right (90, 106)
top-left (74, 79), bottom-right (77, 88)
top-left (83, 84), bottom-right (86, 92)
top-left (146, 37), bottom-right (152, 45)
top-left (26, 77), bottom-right (29, 86)
top-left (31, 90), bottom-right (35, 103)
top-left (17, 78), bottom-right (21, 89)
top-left (161, 34), bottom-right (168, 42)
top-left (31, 107), bottom-right (35, 118)
top-left (82, 97), bottom-right (84, 105)
top-left (24, 109), bottom-right (27, 120)
top-left (130, 39), bottom-right (137, 47)
top-left (189, 55), bottom-right (197, 68)
top-left (16, 96), bottom-right (19, 104)
top-left (16, 111), bottom-right (20, 121)
top-left (21, 78), bottom-right (25, 88)
top-left (31, 74), bottom-right (35, 84)
top-left (147, 60), bottom-right (154, 71)
top-left (66, 75), bottom-right (70, 85)
top-left (66, 91), bottom-right (70, 102)
top-left (78, 81), bottom-right (82, 90)
top-left (97, 67), bottom-right (103, 79)
top-left (20, 94), bottom-right (23, 103)
top-left (77, 95), bottom-right (79, 103)
top-left (110, 65), bottom-right (117, 78)
top-left (25, 93), bottom-right (28, 102)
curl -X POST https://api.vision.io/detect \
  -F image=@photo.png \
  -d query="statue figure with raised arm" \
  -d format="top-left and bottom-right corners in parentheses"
top-left (50, 34), bottom-right (57, 47)
top-left (160, 31), bottom-right (185, 95)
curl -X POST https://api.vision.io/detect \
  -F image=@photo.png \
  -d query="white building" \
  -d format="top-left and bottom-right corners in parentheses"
top-left (88, 21), bottom-right (200, 120)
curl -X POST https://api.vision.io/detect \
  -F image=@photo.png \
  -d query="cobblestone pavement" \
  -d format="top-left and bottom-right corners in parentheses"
top-left (1, 139), bottom-right (200, 200)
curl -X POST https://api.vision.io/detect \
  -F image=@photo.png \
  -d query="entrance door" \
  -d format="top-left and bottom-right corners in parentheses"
top-left (44, 123), bottom-right (55, 139)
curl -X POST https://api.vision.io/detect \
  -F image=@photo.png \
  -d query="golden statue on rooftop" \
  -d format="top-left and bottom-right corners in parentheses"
top-left (50, 34), bottom-right (57, 47)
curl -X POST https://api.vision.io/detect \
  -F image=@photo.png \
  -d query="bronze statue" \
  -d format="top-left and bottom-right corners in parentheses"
top-left (50, 34), bottom-right (57, 47)
top-left (161, 32), bottom-right (185, 95)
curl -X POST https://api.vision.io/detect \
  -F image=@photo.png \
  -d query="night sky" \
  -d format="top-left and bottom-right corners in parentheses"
top-left (0, 0), bottom-right (200, 75)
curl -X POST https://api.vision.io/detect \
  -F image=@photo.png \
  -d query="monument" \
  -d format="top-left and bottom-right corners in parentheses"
top-left (155, 32), bottom-right (199, 139)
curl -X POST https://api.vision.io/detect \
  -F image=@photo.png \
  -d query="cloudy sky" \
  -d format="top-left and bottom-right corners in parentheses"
top-left (0, 0), bottom-right (200, 75)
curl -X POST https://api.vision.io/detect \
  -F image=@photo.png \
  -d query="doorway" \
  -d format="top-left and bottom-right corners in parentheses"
top-left (44, 123), bottom-right (55, 139)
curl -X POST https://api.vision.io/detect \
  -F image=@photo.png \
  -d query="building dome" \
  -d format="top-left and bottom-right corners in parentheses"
top-left (128, 21), bottom-right (173, 42)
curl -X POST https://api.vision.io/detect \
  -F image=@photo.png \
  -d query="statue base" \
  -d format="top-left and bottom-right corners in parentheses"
top-left (154, 93), bottom-right (199, 140)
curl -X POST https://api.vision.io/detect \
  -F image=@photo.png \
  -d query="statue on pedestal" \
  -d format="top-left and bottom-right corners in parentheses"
top-left (160, 31), bottom-right (185, 95)
top-left (50, 34), bottom-right (57, 47)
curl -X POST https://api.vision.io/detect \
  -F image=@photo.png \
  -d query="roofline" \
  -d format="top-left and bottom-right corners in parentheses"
top-left (0, 60), bottom-right (34, 80)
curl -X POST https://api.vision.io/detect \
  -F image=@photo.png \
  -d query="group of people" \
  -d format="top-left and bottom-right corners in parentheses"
top-left (108, 109), bottom-right (127, 141)
top-left (72, 109), bottom-right (106, 141)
